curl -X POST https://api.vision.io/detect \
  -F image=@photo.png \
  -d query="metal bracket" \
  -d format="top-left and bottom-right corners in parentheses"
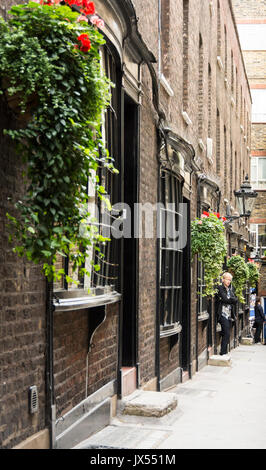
top-left (88, 305), bottom-right (107, 351)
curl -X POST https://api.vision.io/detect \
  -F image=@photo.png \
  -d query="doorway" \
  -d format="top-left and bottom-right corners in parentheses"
top-left (121, 93), bottom-right (139, 370)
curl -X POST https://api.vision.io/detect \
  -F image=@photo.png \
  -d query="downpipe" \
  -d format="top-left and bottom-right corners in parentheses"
top-left (46, 278), bottom-right (56, 449)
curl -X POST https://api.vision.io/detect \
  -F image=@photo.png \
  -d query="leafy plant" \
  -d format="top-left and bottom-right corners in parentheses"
top-left (227, 255), bottom-right (249, 303)
top-left (191, 212), bottom-right (227, 297)
top-left (0, 2), bottom-right (116, 283)
top-left (247, 262), bottom-right (260, 288)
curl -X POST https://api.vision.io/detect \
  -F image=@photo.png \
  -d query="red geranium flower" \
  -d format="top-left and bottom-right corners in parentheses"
top-left (82, 0), bottom-right (95, 11)
top-left (77, 33), bottom-right (91, 52)
top-left (80, 1), bottom-right (95, 15)
top-left (202, 211), bottom-right (209, 217)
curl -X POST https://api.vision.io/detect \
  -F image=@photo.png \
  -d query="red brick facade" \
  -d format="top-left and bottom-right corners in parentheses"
top-left (0, 0), bottom-right (253, 448)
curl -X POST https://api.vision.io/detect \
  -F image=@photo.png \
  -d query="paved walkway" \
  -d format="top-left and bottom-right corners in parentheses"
top-left (75, 343), bottom-right (266, 450)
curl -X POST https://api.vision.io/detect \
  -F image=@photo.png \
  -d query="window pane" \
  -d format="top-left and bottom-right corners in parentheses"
top-left (160, 170), bottom-right (183, 330)
top-left (258, 225), bottom-right (266, 248)
top-left (258, 158), bottom-right (266, 180)
top-left (250, 89), bottom-right (266, 123)
top-left (237, 24), bottom-right (266, 51)
top-left (161, 289), bottom-right (172, 325)
top-left (250, 158), bottom-right (257, 181)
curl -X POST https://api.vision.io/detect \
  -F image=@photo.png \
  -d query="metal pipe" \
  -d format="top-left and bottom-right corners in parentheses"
top-left (46, 278), bottom-right (56, 449)
top-left (155, 161), bottom-right (161, 391)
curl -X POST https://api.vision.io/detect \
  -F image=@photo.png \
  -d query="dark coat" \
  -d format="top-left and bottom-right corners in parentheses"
top-left (215, 284), bottom-right (237, 322)
top-left (255, 304), bottom-right (265, 323)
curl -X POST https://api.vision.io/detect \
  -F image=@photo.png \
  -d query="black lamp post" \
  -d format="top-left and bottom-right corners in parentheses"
top-left (225, 175), bottom-right (258, 223)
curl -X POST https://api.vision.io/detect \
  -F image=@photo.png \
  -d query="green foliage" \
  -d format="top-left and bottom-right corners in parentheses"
top-left (247, 262), bottom-right (260, 288)
top-left (0, 2), bottom-right (116, 283)
top-left (227, 255), bottom-right (249, 303)
top-left (191, 212), bottom-right (227, 297)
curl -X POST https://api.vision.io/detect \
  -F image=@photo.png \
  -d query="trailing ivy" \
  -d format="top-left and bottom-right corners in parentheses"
top-left (0, 2), bottom-right (116, 283)
top-left (227, 255), bottom-right (249, 303)
top-left (191, 212), bottom-right (227, 297)
top-left (247, 262), bottom-right (260, 288)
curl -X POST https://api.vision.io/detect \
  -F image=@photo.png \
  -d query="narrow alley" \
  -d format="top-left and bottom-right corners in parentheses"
top-left (75, 344), bottom-right (266, 450)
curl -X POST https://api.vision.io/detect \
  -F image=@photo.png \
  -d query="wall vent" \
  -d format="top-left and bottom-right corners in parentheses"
top-left (29, 385), bottom-right (39, 414)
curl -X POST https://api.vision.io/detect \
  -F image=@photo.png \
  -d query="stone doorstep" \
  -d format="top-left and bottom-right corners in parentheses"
top-left (241, 337), bottom-right (254, 345)
top-left (122, 390), bottom-right (178, 418)
top-left (208, 354), bottom-right (232, 367)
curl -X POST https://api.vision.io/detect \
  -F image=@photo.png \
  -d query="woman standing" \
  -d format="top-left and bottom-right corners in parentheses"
top-left (254, 298), bottom-right (265, 344)
top-left (215, 272), bottom-right (238, 355)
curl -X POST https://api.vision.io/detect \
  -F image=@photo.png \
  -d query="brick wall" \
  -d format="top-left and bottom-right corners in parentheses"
top-left (232, 0), bottom-right (266, 19)
top-left (0, 98), bottom-right (47, 449)
top-left (53, 303), bottom-right (119, 418)
top-left (252, 124), bottom-right (266, 150)
top-left (250, 192), bottom-right (266, 222)
top-left (259, 264), bottom-right (266, 296)
top-left (138, 65), bottom-right (158, 386)
top-left (243, 52), bottom-right (266, 84)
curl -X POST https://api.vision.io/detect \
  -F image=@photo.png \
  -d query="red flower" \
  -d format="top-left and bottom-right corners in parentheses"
top-left (78, 33), bottom-right (89, 40)
top-left (80, 39), bottom-right (91, 52)
top-left (202, 211), bottom-right (209, 217)
top-left (80, 1), bottom-right (95, 15)
top-left (77, 33), bottom-right (91, 52)
top-left (82, 0), bottom-right (95, 12)
top-left (65, 0), bottom-right (95, 15)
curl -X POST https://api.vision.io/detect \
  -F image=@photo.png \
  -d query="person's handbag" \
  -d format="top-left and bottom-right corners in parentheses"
top-left (253, 321), bottom-right (257, 329)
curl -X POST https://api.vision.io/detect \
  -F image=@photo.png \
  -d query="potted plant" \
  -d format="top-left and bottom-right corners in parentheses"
top-left (191, 211), bottom-right (227, 297)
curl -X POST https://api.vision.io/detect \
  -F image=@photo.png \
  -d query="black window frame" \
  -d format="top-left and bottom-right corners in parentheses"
top-left (159, 169), bottom-right (184, 337)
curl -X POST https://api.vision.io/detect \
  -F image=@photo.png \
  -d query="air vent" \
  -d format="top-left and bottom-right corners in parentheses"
top-left (29, 385), bottom-right (39, 414)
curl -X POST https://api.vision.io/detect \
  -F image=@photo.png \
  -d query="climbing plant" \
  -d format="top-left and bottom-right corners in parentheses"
top-left (0, 1), bottom-right (116, 283)
top-left (247, 262), bottom-right (260, 288)
top-left (227, 255), bottom-right (249, 303)
top-left (191, 211), bottom-right (227, 297)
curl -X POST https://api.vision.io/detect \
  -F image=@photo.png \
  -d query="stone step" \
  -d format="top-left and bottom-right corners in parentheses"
top-left (208, 354), bottom-right (232, 367)
top-left (241, 337), bottom-right (254, 345)
top-left (121, 390), bottom-right (178, 418)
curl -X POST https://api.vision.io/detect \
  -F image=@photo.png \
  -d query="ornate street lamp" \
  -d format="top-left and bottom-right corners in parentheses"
top-left (225, 175), bottom-right (258, 223)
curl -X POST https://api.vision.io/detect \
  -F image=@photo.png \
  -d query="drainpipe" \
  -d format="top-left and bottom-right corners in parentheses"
top-left (195, 175), bottom-right (205, 371)
top-left (46, 278), bottom-right (56, 449)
